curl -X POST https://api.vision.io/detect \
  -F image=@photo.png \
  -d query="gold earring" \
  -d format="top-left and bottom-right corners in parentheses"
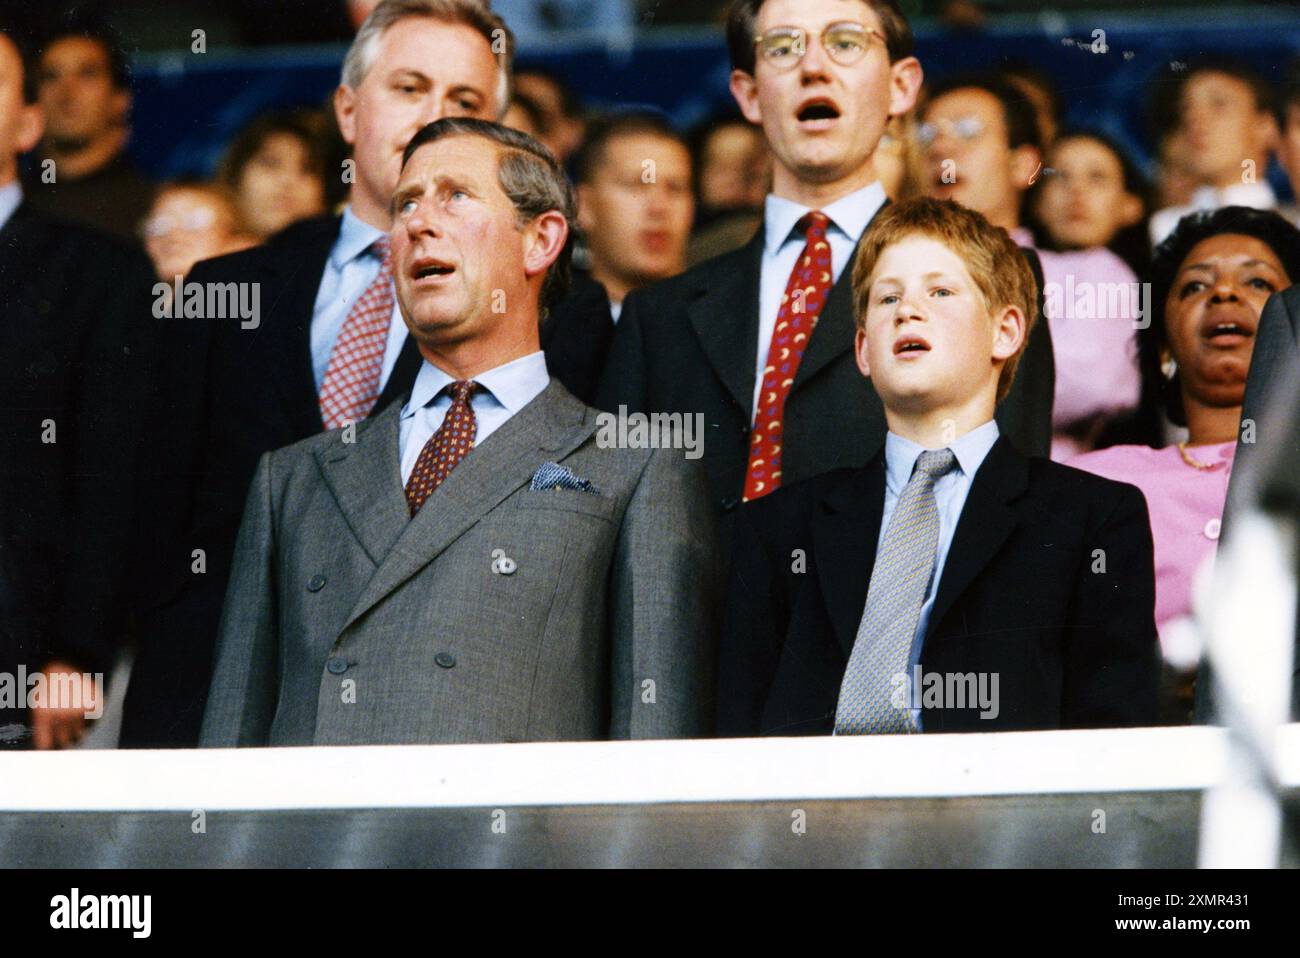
top-left (1161, 356), bottom-right (1178, 381)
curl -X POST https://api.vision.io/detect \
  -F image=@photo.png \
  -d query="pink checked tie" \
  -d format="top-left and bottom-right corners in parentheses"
top-left (319, 236), bottom-right (393, 430)
top-left (404, 381), bottom-right (479, 515)
top-left (743, 211), bottom-right (832, 502)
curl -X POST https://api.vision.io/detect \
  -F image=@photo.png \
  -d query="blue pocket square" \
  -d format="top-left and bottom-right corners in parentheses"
top-left (530, 461), bottom-right (599, 494)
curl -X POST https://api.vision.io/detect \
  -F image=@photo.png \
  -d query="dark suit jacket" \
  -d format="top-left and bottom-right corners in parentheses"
top-left (1195, 284), bottom-right (1300, 722)
top-left (541, 269), bottom-right (614, 405)
top-left (124, 215), bottom-right (618, 746)
top-left (594, 220), bottom-right (1056, 557)
top-left (717, 437), bottom-right (1159, 736)
top-left (0, 203), bottom-right (157, 727)
top-left (124, 215), bottom-right (416, 746)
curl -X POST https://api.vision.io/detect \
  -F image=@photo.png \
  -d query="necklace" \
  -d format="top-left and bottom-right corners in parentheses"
top-left (1177, 441), bottom-right (1218, 471)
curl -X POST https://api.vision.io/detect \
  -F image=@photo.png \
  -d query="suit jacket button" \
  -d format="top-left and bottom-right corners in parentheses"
top-left (720, 496), bottom-right (740, 512)
top-left (307, 574), bottom-right (327, 592)
top-left (326, 657), bottom-right (348, 674)
top-left (434, 652), bottom-right (456, 669)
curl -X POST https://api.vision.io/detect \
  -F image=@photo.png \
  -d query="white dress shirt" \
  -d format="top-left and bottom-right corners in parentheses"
top-left (754, 181), bottom-right (887, 419)
top-left (1149, 181), bottom-right (1277, 246)
top-left (398, 351), bottom-right (551, 485)
top-left (0, 180), bottom-right (22, 233)
top-left (877, 419), bottom-right (1001, 728)
top-left (310, 206), bottom-right (409, 392)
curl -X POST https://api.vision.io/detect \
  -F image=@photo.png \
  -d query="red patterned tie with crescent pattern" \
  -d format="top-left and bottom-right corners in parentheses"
top-left (404, 381), bottom-right (479, 515)
top-left (743, 211), bottom-right (832, 502)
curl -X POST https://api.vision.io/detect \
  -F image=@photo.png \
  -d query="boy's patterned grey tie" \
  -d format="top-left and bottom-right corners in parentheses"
top-left (834, 448), bottom-right (958, 735)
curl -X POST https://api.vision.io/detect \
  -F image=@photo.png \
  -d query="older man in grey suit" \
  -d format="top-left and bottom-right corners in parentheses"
top-left (200, 118), bottom-right (716, 746)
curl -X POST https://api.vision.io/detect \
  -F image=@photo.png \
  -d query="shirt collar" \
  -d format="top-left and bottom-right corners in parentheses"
top-left (0, 180), bottom-right (22, 233)
top-left (763, 180), bottom-right (888, 258)
top-left (1191, 181), bottom-right (1276, 211)
top-left (401, 350), bottom-right (550, 419)
top-left (330, 205), bottom-right (387, 270)
top-left (884, 419), bottom-right (1001, 493)
top-left (1008, 226), bottom-right (1034, 249)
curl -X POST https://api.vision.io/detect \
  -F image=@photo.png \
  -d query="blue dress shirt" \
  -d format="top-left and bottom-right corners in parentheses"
top-left (754, 181), bottom-right (888, 418)
top-left (310, 206), bottom-right (409, 392)
top-left (398, 351), bottom-right (551, 485)
top-left (877, 419), bottom-right (1001, 728)
top-left (0, 180), bottom-right (22, 233)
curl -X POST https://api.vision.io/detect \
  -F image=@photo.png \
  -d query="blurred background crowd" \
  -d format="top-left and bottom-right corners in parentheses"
top-left (7, 0), bottom-right (1300, 450)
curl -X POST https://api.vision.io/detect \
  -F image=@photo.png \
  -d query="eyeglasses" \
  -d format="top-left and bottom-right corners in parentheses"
top-left (916, 116), bottom-right (986, 148)
top-left (754, 22), bottom-right (886, 70)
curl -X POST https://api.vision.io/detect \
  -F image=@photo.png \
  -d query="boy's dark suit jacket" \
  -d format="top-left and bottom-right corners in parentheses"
top-left (123, 215), bottom-right (614, 747)
top-left (717, 436), bottom-right (1160, 736)
top-left (594, 221), bottom-right (1057, 564)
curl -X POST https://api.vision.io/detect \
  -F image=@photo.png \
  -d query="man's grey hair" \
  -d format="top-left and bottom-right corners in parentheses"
top-left (400, 118), bottom-right (575, 317)
top-left (341, 0), bottom-right (514, 118)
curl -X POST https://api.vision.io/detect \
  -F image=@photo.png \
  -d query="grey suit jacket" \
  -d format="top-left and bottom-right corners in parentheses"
top-left (199, 380), bottom-right (717, 746)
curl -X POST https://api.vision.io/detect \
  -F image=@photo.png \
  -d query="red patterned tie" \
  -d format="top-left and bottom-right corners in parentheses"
top-left (319, 236), bottom-right (393, 430)
top-left (404, 381), bottom-right (479, 515)
top-left (743, 211), bottom-right (832, 502)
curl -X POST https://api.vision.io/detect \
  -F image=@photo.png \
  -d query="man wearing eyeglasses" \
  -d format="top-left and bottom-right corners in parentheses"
top-left (922, 72), bottom-right (1141, 460)
top-left (596, 0), bottom-right (1055, 574)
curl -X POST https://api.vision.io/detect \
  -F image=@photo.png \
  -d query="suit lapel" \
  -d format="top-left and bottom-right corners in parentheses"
top-left (812, 456), bottom-right (887, 661)
top-left (687, 233), bottom-right (762, 415)
top-left (254, 218), bottom-right (340, 435)
top-left (375, 334), bottom-right (421, 413)
top-left (316, 400), bottom-right (411, 566)
top-left (337, 380), bottom-right (598, 632)
top-left (810, 433), bottom-right (1027, 662)
top-left (686, 199), bottom-right (887, 414)
top-left (925, 437), bottom-right (1028, 641)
